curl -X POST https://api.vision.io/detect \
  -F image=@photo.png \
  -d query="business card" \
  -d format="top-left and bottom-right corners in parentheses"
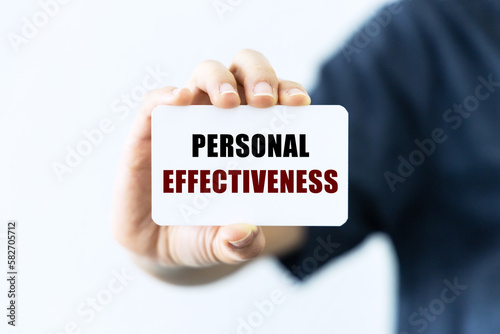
top-left (151, 105), bottom-right (348, 226)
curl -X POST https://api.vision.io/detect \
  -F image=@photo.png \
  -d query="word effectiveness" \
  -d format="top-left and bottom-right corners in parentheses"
top-left (163, 134), bottom-right (339, 194)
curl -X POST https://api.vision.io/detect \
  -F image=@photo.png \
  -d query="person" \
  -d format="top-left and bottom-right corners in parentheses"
top-left (111, 0), bottom-right (500, 332)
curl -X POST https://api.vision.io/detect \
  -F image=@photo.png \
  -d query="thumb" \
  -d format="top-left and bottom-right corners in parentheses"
top-left (212, 223), bottom-right (265, 264)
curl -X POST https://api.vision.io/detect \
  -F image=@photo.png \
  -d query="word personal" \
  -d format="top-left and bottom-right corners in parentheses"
top-left (192, 134), bottom-right (310, 158)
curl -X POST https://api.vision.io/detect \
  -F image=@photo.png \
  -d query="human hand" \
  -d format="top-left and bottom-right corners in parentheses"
top-left (111, 49), bottom-right (309, 268)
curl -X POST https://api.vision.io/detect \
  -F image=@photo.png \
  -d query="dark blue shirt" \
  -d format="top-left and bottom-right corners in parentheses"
top-left (280, 0), bottom-right (500, 332)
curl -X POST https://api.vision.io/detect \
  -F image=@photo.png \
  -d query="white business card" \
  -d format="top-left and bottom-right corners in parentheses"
top-left (151, 105), bottom-right (348, 226)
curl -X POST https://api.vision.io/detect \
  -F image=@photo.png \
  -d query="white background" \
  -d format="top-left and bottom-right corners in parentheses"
top-left (0, 0), bottom-right (397, 333)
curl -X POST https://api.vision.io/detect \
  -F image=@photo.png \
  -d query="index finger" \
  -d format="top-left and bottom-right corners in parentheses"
top-left (230, 49), bottom-right (279, 108)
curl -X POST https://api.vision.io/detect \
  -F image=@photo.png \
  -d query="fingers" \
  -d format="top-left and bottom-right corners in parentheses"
top-left (230, 49), bottom-right (279, 108)
top-left (277, 79), bottom-right (311, 106)
top-left (175, 49), bottom-right (310, 110)
top-left (161, 224), bottom-right (265, 267)
top-left (187, 60), bottom-right (241, 109)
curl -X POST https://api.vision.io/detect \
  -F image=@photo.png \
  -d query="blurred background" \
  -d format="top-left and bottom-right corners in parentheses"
top-left (0, 0), bottom-right (398, 333)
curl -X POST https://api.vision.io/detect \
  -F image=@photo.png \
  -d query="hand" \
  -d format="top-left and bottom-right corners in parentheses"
top-left (111, 49), bottom-right (309, 269)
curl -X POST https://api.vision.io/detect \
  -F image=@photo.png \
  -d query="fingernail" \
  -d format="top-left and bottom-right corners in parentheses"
top-left (172, 88), bottom-right (181, 95)
top-left (229, 225), bottom-right (258, 248)
top-left (254, 82), bottom-right (274, 97)
top-left (287, 88), bottom-right (308, 97)
top-left (220, 83), bottom-right (238, 95)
